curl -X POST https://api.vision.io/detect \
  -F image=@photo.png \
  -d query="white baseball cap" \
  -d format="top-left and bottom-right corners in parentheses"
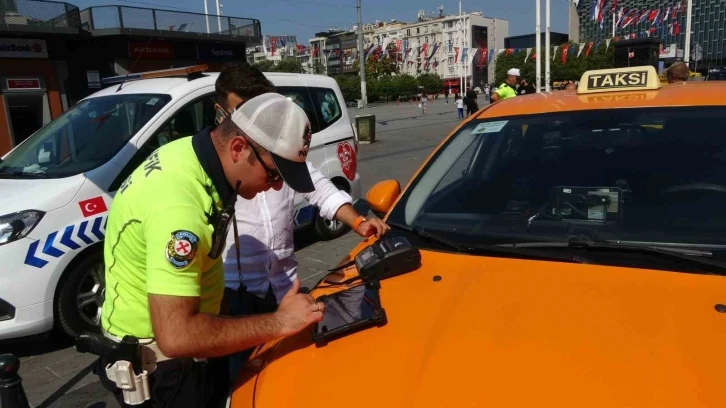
top-left (230, 93), bottom-right (314, 193)
top-left (507, 68), bottom-right (521, 77)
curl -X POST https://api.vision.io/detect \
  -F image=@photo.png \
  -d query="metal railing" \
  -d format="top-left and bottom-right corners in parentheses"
top-left (79, 5), bottom-right (260, 40)
top-left (1, 0), bottom-right (81, 28)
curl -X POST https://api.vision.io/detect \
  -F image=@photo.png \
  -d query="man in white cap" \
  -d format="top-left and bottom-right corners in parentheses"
top-left (99, 93), bottom-right (324, 407)
top-left (491, 68), bottom-right (521, 102)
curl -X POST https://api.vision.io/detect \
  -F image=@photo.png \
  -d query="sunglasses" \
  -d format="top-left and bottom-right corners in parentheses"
top-left (243, 133), bottom-right (283, 185)
top-left (214, 98), bottom-right (283, 185)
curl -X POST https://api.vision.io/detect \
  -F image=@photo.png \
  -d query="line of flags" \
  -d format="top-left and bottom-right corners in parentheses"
top-left (574, 0), bottom-right (686, 38)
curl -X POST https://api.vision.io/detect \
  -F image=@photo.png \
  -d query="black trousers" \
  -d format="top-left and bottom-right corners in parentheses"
top-left (97, 355), bottom-right (230, 408)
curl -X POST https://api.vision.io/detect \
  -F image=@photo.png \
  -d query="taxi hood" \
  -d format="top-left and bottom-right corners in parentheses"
top-left (238, 250), bottom-right (726, 407)
top-left (0, 177), bottom-right (84, 215)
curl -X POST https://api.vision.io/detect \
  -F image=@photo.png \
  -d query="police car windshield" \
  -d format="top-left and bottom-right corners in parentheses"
top-left (0, 94), bottom-right (170, 179)
top-left (388, 106), bottom-right (726, 252)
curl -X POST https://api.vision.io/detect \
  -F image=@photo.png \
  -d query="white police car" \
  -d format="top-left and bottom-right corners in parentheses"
top-left (0, 65), bottom-right (361, 340)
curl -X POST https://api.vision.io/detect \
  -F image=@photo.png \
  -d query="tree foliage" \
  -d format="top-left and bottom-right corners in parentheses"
top-left (275, 58), bottom-right (304, 73)
top-left (353, 56), bottom-right (398, 80)
top-left (252, 57), bottom-right (303, 73)
top-left (417, 73), bottom-right (443, 94)
top-left (333, 72), bottom-right (441, 103)
top-left (493, 42), bottom-right (615, 87)
top-left (252, 59), bottom-right (276, 72)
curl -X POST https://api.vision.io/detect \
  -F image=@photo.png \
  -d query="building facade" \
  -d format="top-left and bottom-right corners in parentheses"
top-left (573, 0), bottom-right (725, 69)
top-left (1, 0), bottom-right (260, 156)
top-left (360, 12), bottom-right (507, 93)
top-left (440, 13), bottom-right (508, 92)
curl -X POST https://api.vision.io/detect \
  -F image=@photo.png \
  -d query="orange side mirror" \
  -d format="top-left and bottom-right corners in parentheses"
top-left (365, 180), bottom-right (401, 216)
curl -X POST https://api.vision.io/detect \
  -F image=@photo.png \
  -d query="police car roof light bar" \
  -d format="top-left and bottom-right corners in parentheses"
top-left (101, 64), bottom-right (209, 86)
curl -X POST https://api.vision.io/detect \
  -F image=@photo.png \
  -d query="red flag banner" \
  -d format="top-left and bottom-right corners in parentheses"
top-left (584, 41), bottom-right (594, 57)
top-left (505, 48), bottom-right (514, 56)
top-left (454, 47), bottom-right (460, 63)
top-left (561, 44), bottom-right (568, 64)
top-left (478, 48), bottom-right (487, 65)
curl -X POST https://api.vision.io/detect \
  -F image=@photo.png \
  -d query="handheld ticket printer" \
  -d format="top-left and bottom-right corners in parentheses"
top-left (354, 235), bottom-right (421, 282)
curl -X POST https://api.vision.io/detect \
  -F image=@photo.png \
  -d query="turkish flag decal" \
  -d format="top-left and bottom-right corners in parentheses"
top-left (79, 196), bottom-right (108, 218)
top-left (337, 142), bottom-right (356, 181)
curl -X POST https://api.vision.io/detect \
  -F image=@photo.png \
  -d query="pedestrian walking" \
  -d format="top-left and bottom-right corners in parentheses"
top-left (445, 91), bottom-right (449, 105)
top-left (421, 93), bottom-right (428, 114)
top-left (455, 94), bottom-right (464, 118)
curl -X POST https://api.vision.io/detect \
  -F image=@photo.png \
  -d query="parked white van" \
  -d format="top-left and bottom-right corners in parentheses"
top-left (0, 65), bottom-right (361, 340)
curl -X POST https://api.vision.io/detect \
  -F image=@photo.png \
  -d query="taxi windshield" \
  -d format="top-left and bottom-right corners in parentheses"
top-left (388, 106), bottom-right (726, 252)
top-left (0, 94), bottom-right (170, 179)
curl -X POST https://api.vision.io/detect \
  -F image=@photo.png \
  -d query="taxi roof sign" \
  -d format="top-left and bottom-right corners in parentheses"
top-left (577, 65), bottom-right (660, 95)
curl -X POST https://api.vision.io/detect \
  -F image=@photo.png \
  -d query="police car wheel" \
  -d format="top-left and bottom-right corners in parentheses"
top-left (314, 181), bottom-right (351, 241)
top-left (55, 251), bottom-right (104, 337)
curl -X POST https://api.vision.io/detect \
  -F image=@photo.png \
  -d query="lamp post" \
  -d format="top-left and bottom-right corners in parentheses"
top-left (215, 0), bottom-right (222, 33)
top-left (535, 0), bottom-right (541, 92)
top-left (203, 0), bottom-right (210, 33)
top-left (545, 0), bottom-right (551, 92)
top-left (683, 0), bottom-right (693, 68)
top-left (357, 0), bottom-right (367, 108)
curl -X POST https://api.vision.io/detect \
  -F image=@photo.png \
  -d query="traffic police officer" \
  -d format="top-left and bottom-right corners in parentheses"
top-left (491, 68), bottom-right (520, 102)
top-left (98, 93), bottom-right (325, 407)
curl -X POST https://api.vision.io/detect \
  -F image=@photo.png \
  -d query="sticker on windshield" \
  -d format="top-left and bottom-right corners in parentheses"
top-left (472, 121), bottom-right (509, 134)
top-left (147, 98), bottom-right (160, 106)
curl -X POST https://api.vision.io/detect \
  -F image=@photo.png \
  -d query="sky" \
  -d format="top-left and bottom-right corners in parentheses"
top-left (72, 0), bottom-right (572, 44)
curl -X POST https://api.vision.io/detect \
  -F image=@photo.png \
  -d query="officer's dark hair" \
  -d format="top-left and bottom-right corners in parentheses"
top-left (215, 63), bottom-right (276, 103)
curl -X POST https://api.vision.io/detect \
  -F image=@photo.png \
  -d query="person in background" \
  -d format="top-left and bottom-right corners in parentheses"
top-left (484, 85), bottom-right (490, 102)
top-left (518, 78), bottom-right (536, 95)
top-left (455, 94), bottom-right (465, 118)
top-left (564, 82), bottom-right (577, 91)
top-left (445, 90), bottom-right (449, 105)
top-left (465, 86), bottom-right (478, 116)
top-left (491, 68), bottom-right (520, 102)
top-left (666, 62), bottom-right (689, 84)
top-left (420, 93), bottom-right (428, 114)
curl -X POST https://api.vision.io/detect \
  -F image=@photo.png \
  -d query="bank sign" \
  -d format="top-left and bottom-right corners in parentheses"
top-left (0, 38), bottom-right (48, 58)
top-left (128, 41), bottom-right (174, 59)
top-left (197, 45), bottom-right (238, 61)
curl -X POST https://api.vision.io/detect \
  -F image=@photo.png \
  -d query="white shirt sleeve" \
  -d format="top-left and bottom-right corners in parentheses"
top-left (303, 161), bottom-right (353, 220)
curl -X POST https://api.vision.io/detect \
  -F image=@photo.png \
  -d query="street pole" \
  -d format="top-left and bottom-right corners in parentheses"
top-left (357, 0), bottom-right (367, 108)
top-left (459, 1), bottom-right (463, 95)
top-left (544, 0), bottom-right (551, 92)
top-left (535, 0), bottom-right (541, 92)
top-left (203, 0), bottom-right (210, 34)
top-left (684, 0), bottom-right (693, 68)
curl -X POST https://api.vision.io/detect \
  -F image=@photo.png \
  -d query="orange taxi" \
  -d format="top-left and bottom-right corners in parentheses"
top-left (231, 66), bottom-right (726, 407)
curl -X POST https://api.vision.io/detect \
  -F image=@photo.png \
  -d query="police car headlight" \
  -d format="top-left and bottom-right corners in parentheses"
top-left (0, 210), bottom-right (44, 246)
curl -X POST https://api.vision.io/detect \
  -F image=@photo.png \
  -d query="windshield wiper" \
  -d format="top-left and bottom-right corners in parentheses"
top-left (388, 223), bottom-right (584, 264)
top-left (498, 238), bottom-right (726, 275)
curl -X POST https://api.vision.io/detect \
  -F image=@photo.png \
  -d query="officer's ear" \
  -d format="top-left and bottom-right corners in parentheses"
top-left (228, 130), bottom-right (253, 164)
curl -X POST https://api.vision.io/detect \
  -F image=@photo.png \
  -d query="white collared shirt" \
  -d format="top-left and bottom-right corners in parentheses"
top-left (223, 162), bottom-right (352, 302)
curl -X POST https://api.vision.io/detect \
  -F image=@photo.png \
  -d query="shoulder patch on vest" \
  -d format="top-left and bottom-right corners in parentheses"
top-left (166, 230), bottom-right (199, 269)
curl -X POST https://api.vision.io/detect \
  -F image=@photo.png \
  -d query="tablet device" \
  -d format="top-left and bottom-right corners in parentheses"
top-left (312, 282), bottom-right (387, 346)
